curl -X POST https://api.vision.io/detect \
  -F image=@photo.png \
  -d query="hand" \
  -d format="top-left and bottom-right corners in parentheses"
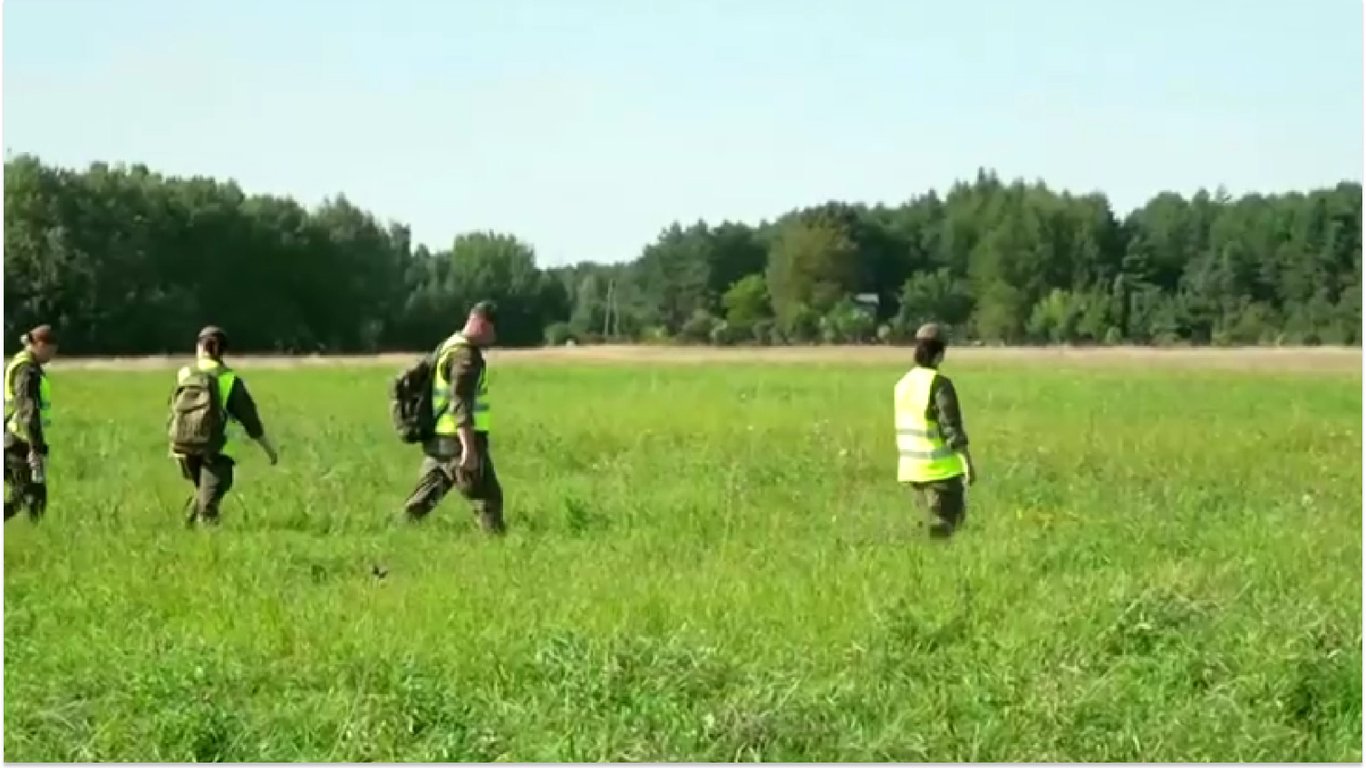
top-left (458, 450), bottom-right (480, 476)
top-left (26, 450), bottom-right (42, 470)
top-left (958, 451), bottom-right (977, 486)
top-left (257, 435), bottom-right (279, 466)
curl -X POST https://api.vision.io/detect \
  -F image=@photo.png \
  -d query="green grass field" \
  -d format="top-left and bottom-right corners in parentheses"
top-left (4, 352), bottom-right (1362, 761)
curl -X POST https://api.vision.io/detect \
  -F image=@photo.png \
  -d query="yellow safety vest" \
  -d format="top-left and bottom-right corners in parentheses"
top-left (893, 365), bottom-right (964, 483)
top-left (4, 351), bottom-right (52, 443)
top-left (432, 333), bottom-right (490, 435)
top-left (175, 356), bottom-right (239, 458)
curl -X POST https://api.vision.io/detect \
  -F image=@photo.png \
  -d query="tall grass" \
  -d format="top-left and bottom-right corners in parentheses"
top-left (4, 359), bottom-right (1361, 761)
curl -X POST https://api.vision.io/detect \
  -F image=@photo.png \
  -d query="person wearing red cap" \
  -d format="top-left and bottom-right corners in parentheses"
top-left (4, 325), bottom-right (58, 521)
top-left (892, 322), bottom-right (978, 538)
top-left (167, 325), bottom-right (279, 526)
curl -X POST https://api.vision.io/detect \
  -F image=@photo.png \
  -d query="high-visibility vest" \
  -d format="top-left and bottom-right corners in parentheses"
top-left (432, 333), bottom-right (490, 435)
top-left (893, 365), bottom-right (964, 483)
top-left (175, 356), bottom-right (239, 458)
top-left (4, 351), bottom-right (52, 443)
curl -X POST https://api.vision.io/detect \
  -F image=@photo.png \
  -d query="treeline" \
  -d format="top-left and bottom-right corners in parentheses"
top-left (4, 156), bottom-right (1360, 354)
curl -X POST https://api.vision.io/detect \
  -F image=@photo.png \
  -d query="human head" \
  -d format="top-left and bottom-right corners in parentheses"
top-left (912, 322), bottom-right (947, 368)
top-left (20, 324), bottom-right (58, 364)
top-left (462, 300), bottom-right (498, 347)
top-left (196, 325), bottom-right (229, 360)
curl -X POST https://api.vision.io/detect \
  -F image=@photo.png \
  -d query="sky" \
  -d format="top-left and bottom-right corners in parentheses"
top-left (4, 0), bottom-right (1362, 266)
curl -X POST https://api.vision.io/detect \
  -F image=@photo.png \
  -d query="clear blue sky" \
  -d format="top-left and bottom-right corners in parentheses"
top-left (5, 0), bottom-right (1362, 266)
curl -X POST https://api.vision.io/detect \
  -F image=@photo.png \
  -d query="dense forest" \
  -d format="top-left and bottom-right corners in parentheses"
top-left (4, 155), bottom-right (1360, 354)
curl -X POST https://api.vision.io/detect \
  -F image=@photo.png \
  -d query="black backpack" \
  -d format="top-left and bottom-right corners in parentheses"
top-left (390, 355), bottom-right (436, 444)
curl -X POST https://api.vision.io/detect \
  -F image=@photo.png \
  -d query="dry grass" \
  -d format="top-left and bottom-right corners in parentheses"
top-left (50, 344), bottom-right (1363, 373)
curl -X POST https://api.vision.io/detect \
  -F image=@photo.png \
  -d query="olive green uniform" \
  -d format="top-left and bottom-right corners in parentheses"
top-left (911, 371), bottom-right (970, 536)
top-left (4, 357), bottom-right (49, 521)
top-left (172, 365), bottom-right (267, 525)
top-left (402, 341), bottom-right (504, 532)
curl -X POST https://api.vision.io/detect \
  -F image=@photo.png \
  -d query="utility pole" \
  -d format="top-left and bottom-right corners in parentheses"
top-left (610, 279), bottom-right (619, 339)
top-left (602, 278), bottom-right (615, 340)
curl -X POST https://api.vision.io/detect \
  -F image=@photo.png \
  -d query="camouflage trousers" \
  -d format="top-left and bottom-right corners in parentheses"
top-left (4, 441), bottom-right (46, 522)
top-left (403, 433), bottom-right (505, 534)
top-left (178, 454), bottom-right (235, 526)
top-left (908, 475), bottom-right (966, 538)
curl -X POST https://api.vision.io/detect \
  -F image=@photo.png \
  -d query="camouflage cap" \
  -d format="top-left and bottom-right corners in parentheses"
top-left (469, 300), bottom-right (498, 323)
top-left (24, 324), bottom-right (56, 345)
top-left (914, 322), bottom-right (946, 342)
top-left (197, 325), bottom-right (228, 347)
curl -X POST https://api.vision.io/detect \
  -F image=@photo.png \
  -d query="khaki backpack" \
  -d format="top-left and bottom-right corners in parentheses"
top-left (168, 369), bottom-right (226, 455)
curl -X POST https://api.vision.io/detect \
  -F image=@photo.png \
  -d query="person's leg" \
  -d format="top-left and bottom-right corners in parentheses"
top-left (4, 448), bottom-right (30, 521)
top-left (403, 453), bottom-right (455, 522)
top-left (4, 444), bottom-right (44, 521)
top-left (467, 452), bottom-right (505, 535)
top-left (450, 435), bottom-right (505, 535)
top-left (926, 476), bottom-right (966, 539)
top-left (195, 456), bottom-right (235, 526)
top-left (22, 476), bottom-right (47, 521)
top-left (180, 456), bottom-right (204, 526)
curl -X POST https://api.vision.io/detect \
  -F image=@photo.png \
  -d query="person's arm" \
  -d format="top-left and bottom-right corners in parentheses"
top-left (226, 376), bottom-right (277, 464)
top-left (447, 346), bottom-right (482, 463)
top-left (16, 364), bottom-right (47, 456)
top-left (934, 376), bottom-right (976, 484)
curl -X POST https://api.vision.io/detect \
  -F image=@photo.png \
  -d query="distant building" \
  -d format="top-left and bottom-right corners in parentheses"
top-left (853, 293), bottom-right (880, 312)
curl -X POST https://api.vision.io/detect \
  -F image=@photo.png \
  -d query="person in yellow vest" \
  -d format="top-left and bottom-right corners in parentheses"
top-left (168, 326), bottom-right (278, 526)
top-left (893, 322), bottom-right (977, 538)
top-left (402, 301), bottom-right (504, 533)
top-left (4, 324), bottom-right (58, 521)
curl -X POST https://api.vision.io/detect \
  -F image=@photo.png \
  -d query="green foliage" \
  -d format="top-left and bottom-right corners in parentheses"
top-left (634, 223), bottom-right (715, 333)
top-left (820, 298), bottom-right (878, 344)
top-left (1026, 289), bottom-right (1116, 344)
top-left (4, 357), bottom-right (1361, 761)
top-left (678, 309), bottom-right (720, 345)
top-left (721, 274), bottom-right (771, 336)
top-left (765, 213), bottom-right (860, 327)
top-left (897, 268), bottom-right (974, 331)
top-left (708, 321), bottom-right (745, 347)
top-left (543, 322), bottom-right (574, 347)
top-left (4, 156), bottom-right (1359, 351)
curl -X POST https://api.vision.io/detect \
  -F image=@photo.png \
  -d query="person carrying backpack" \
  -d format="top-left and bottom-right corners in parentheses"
top-left (398, 301), bottom-right (504, 534)
top-left (4, 324), bottom-right (58, 522)
top-left (168, 326), bottom-right (278, 526)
